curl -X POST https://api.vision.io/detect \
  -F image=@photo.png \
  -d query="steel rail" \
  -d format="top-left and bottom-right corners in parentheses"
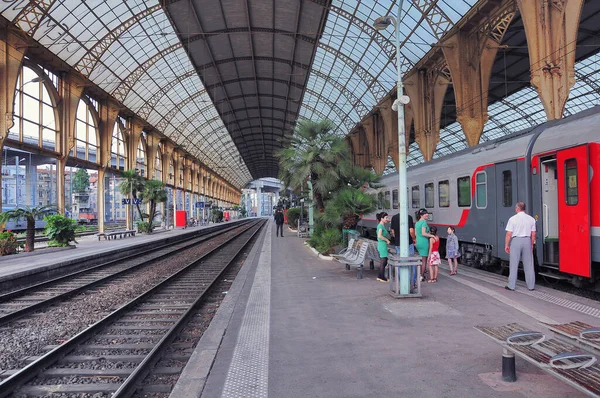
top-left (113, 220), bottom-right (265, 396)
top-left (0, 219), bottom-right (265, 397)
top-left (0, 220), bottom-right (252, 326)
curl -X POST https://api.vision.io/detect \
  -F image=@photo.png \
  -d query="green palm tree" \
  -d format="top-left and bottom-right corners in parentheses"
top-left (119, 169), bottom-right (145, 226)
top-left (276, 119), bottom-right (351, 211)
top-left (139, 179), bottom-right (168, 233)
top-left (0, 204), bottom-right (56, 252)
top-left (323, 187), bottom-right (376, 230)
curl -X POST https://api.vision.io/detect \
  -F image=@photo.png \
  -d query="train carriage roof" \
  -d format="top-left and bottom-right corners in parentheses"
top-left (403, 105), bottom-right (600, 178)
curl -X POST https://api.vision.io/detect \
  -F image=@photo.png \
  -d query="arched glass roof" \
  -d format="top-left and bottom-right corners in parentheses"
top-left (390, 55), bottom-right (600, 171)
top-left (1, 0), bottom-right (251, 188)
top-left (299, 0), bottom-right (477, 135)
top-left (5, 0), bottom-right (600, 186)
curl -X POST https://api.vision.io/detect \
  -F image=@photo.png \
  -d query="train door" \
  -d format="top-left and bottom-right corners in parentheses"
top-left (540, 159), bottom-right (559, 266)
top-left (556, 145), bottom-right (591, 277)
top-left (495, 161), bottom-right (518, 260)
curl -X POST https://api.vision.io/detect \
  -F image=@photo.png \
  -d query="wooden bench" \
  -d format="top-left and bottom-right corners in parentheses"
top-left (475, 323), bottom-right (600, 397)
top-left (96, 230), bottom-right (136, 241)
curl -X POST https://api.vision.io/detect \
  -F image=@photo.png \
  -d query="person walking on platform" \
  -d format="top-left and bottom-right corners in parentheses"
top-left (505, 202), bottom-right (537, 291)
top-left (391, 210), bottom-right (417, 287)
top-left (274, 208), bottom-right (285, 237)
top-left (376, 212), bottom-right (391, 282)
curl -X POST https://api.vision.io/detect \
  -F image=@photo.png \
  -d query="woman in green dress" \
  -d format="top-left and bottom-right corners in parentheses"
top-left (376, 212), bottom-right (391, 282)
top-left (415, 208), bottom-right (434, 281)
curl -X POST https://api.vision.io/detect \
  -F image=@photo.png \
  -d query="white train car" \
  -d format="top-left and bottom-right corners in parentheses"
top-left (358, 106), bottom-right (600, 286)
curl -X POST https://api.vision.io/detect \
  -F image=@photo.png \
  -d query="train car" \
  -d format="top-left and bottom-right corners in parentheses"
top-left (77, 208), bottom-right (97, 225)
top-left (358, 106), bottom-right (600, 287)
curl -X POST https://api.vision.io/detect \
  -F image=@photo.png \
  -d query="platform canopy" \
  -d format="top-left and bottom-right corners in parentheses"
top-left (6, 1), bottom-right (600, 186)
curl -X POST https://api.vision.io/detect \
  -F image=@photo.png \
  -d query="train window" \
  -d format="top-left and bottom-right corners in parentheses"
top-left (502, 171), bottom-right (512, 207)
top-left (565, 158), bottom-right (578, 206)
top-left (425, 183), bottom-right (434, 208)
top-left (411, 185), bottom-right (420, 208)
top-left (438, 180), bottom-right (449, 207)
top-left (457, 177), bottom-right (471, 207)
top-left (392, 190), bottom-right (398, 209)
top-left (384, 191), bottom-right (391, 209)
top-left (377, 192), bottom-right (384, 210)
top-left (476, 172), bottom-right (487, 208)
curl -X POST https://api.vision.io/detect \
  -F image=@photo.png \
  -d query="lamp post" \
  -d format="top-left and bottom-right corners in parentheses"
top-left (374, 2), bottom-right (412, 293)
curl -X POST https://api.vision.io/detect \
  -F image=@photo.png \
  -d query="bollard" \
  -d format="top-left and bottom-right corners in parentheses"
top-left (369, 259), bottom-right (375, 270)
top-left (357, 266), bottom-right (363, 279)
top-left (345, 264), bottom-right (350, 271)
top-left (502, 348), bottom-right (516, 382)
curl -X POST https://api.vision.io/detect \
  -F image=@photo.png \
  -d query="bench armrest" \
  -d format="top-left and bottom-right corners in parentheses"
top-left (506, 331), bottom-right (545, 346)
top-left (580, 328), bottom-right (600, 341)
top-left (549, 352), bottom-right (597, 369)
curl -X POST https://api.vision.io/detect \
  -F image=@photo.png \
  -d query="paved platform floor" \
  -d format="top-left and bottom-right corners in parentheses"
top-left (174, 220), bottom-right (599, 398)
top-left (0, 220), bottom-right (247, 284)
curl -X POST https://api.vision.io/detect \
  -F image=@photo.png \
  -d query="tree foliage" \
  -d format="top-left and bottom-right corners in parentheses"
top-left (139, 179), bottom-right (168, 233)
top-left (0, 204), bottom-right (56, 252)
top-left (119, 169), bottom-right (146, 222)
top-left (276, 119), bottom-right (351, 211)
top-left (72, 168), bottom-right (90, 193)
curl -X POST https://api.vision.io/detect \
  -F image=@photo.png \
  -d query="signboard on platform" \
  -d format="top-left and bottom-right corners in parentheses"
top-left (196, 202), bottom-right (205, 209)
top-left (122, 198), bottom-right (142, 205)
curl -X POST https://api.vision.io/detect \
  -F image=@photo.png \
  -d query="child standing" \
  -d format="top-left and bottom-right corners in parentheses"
top-left (446, 226), bottom-right (460, 275)
top-left (428, 226), bottom-right (441, 283)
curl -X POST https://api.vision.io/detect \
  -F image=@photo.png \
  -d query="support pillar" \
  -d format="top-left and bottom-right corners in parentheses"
top-left (516, 0), bottom-right (584, 120)
top-left (256, 185), bottom-right (261, 217)
top-left (441, 4), bottom-right (516, 147)
top-left (0, 32), bottom-right (27, 211)
top-left (98, 101), bottom-right (120, 232)
top-left (362, 116), bottom-right (386, 174)
top-left (404, 67), bottom-right (449, 161)
top-left (97, 169), bottom-right (105, 233)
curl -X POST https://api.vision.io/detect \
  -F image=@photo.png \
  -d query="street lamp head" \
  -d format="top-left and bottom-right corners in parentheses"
top-left (392, 96), bottom-right (410, 111)
top-left (373, 15), bottom-right (396, 30)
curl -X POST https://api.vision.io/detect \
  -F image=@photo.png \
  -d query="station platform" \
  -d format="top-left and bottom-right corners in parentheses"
top-left (0, 220), bottom-right (247, 288)
top-left (172, 221), bottom-right (600, 398)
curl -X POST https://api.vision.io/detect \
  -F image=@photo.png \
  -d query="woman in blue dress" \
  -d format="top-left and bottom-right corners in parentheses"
top-left (376, 212), bottom-right (391, 282)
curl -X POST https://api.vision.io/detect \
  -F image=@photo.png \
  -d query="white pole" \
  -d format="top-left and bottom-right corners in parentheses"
top-left (394, 1), bottom-right (411, 295)
top-left (396, 0), bottom-right (408, 259)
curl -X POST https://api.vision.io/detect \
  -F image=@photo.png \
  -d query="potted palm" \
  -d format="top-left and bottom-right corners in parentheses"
top-left (0, 204), bottom-right (56, 252)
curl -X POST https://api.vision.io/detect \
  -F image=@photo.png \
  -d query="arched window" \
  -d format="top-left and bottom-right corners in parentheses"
top-left (168, 158), bottom-right (174, 185)
top-left (136, 137), bottom-right (146, 178)
top-left (74, 98), bottom-right (99, 163)
top-left (110, 118), bottom-right (127, 171)
top-left (154, 145), bottom-right (162, 181)
top-left (8, 65), bottom-right (58, 150)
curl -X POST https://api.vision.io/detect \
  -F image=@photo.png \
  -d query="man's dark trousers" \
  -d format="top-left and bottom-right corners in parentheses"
top-left (276, 223), bottom-right (284, 237)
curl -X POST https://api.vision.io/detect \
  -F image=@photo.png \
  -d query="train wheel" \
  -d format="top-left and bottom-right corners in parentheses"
top-left (540, 273), bottom-right (561, 286)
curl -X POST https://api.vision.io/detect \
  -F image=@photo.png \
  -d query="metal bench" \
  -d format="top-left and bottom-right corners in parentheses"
top-left (297, 220), bottom-right (309, 238)
top-left (97, 230), bottom-right (136, 241)
top-left (475, 323), bottom-right (600, 397)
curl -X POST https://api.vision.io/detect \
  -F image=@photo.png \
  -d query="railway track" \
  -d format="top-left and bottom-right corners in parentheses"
top-left (0, 219), bottom-right (265, 397)
top-left (0, 220), bottom-right (252, 327)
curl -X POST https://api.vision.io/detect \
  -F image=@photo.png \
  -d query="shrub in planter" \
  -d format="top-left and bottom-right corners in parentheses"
top-left (315, 228), bottom-right (342, 255)
top-left (136, 221), bottom-right (152, 233)
top-left (286, 208), bottom-right (306, 229)
top-left (0, 231), bottom-right (21, 255)
top-left (44, 214), bottom-right (77, 247)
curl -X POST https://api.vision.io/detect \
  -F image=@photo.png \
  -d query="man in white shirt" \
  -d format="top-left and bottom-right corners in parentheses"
top-left (504, 202), bottom-right (537, 291)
